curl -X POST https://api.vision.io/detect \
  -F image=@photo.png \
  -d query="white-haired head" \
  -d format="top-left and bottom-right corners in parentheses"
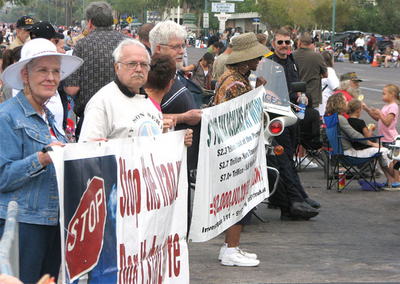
top-left (113, 38), bottom-right (150, 63)
top-left (149, 20), bottom-right (187, 54)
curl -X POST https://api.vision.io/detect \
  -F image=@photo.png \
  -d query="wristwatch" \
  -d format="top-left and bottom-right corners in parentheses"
top-left (41, 146), bottom-right (53, 154)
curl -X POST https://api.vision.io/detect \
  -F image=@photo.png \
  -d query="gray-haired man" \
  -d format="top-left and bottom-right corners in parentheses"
top-left (64, 1), bottom-right (128, 139)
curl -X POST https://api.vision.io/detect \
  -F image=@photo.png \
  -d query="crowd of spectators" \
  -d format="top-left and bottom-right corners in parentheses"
top-left (0, 4), bottom-right (400, 283)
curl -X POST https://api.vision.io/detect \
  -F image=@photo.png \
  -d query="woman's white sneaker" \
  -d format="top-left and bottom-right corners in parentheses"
top-left (219, 245), bottom-right (257, 260)
top-left (221, 248), bottom-right (260, 266)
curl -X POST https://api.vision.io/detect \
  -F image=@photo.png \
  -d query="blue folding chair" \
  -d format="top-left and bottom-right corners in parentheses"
top-left (324, 113), bottom-right (383, 192)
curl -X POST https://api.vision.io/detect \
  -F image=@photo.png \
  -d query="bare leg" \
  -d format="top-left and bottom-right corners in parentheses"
top-left (382, 165), bottom-right (394, 185)
top-left (224, 224), bottom-right (242, 247)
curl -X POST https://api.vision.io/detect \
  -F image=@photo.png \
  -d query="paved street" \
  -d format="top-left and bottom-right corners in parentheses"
top-left (186, 46), bottom-right (400, 283)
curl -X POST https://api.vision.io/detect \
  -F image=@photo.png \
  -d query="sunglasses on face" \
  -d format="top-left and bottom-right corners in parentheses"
top-left (276, 40), bottom-right (291, 45)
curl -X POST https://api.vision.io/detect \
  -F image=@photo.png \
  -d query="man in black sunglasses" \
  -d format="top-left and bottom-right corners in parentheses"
top-left (268, 27), bottom-right (299, 101)
top-left (266, 27), bottom-right (321, 221)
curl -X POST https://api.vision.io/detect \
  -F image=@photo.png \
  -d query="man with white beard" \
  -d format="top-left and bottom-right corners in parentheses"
top-left (149, 20), bottom-right (202, 172)
top-left (334, 72), bottom-right (362, 103)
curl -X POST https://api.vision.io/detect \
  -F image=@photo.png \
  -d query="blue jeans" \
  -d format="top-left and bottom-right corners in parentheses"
top-left (0, 220), bottom-right (61, 284)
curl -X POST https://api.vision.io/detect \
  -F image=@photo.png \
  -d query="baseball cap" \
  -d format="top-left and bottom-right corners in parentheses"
top-left (30, 21), bottom-right (64, 40)
top-left (16, 15), bottom-right (34, 30)
top-left (340, 72), bottom-right (363, 82)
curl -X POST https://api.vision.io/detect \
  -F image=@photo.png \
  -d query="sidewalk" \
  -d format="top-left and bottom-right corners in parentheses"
top-left (188, 165), bottom-right (400, 283)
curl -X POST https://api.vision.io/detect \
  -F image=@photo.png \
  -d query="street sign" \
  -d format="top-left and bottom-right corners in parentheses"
top-left (126, 16), bottom-right (133, 24)
top-left (212, 3), bottom-right (235, 13)
top-left (183, 13), bottom-right (196, 20)
top-left (203, 13), bottom-right (209, 29)
top-left (147, 11), bottom-right (161, 22)
top-left (114, 19), bottom-right (118, 25)
top-left (122, 13), bottom-right (127, 19)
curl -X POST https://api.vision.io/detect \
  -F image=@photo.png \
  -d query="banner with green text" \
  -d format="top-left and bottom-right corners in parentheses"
top-left (189, 86), bottom-right (269, 242)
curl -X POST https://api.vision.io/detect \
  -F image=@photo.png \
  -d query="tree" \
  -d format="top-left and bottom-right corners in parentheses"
top-left (257, 0), bottom-right (290, 29)
top-left (236, 0), bottom-right (259, 13)
top-left (313, 0), bottom-right (355, 31)
top-left (110, 0), bottom-right (146, 22)
top-left (257, 0), bottom-right (316, 30)
top-left (185, 0), bottom-right (205, 36)
top-left (1, 0), bottom-right (31, 9)
top-left (373, 0), bottom-right (400, 34)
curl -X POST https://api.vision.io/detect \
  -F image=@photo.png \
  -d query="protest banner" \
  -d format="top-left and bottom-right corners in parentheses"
top-left (189, 86), bottom-right (269, 242)
top-left (50, 133), bottom-right (189, 283)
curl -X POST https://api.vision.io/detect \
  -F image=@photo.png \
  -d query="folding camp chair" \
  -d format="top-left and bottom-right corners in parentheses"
top-left (324, 113), bottom-right (383, 192)
top-left (294, 128), bottom-right (325, 171)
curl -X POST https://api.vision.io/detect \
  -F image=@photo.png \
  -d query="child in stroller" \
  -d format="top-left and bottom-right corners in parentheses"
top-left (353, 47), bottom-right (371, 64)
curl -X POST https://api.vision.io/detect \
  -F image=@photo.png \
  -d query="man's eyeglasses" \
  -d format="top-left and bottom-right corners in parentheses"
top-left (118, 61), bottom-right (150, 71)
top-left (159, 43), bottom-right (186, 51)
top-left (34, 68), bottom-right (64, 78)
top-left (276, 40), bottom-right (291, 45)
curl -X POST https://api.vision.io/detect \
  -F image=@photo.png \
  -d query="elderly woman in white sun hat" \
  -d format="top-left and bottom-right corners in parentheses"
top-left (0, 38), bottom-right (83, 283)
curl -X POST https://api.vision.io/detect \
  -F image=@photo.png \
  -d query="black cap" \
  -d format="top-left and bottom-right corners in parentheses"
top-left (30, 21), bottom-right (64, 40)
top-left (16, 15), bottom-right (34, 30)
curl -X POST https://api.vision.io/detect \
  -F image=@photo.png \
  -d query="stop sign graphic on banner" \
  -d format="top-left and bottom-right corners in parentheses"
top-left (66, 177), bottom-right (107, 281)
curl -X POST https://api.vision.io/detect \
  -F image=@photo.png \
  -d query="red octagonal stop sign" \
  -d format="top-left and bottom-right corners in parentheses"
top-left (66, 177), bottom-right (107, 281)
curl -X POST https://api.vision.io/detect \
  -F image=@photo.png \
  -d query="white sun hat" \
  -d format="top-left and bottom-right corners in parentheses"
top-left (1, 38), bottom-right (83, 90)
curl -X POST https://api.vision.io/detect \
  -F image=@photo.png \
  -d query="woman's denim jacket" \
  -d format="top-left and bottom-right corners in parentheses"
top-left (0, 91), bottom-right (67, 226)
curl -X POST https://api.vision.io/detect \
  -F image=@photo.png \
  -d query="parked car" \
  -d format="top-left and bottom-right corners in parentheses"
top-left (377, 39), bottom-right (393, 53)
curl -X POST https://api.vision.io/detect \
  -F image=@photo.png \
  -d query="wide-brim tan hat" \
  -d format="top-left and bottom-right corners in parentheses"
top-left (1, 38), bottom-right (83, 90)
top-left (226, 32), bottom-right (270, 65)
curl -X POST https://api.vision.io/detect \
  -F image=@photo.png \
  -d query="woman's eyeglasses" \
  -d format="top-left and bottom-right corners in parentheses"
top-left (276, 40), bottom-right (291, 45)
top-left (34, 68), bottom-right (64, 78)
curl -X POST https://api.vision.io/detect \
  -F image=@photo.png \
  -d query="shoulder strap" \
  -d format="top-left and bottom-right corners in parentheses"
top-left (215, 73), bottom-right (235, 93)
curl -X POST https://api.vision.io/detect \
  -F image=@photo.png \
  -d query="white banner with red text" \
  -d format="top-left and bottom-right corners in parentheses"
top-left (50, 133), bottom-right (189, 284)
top-left (189, 86), bottom-right (269, 242)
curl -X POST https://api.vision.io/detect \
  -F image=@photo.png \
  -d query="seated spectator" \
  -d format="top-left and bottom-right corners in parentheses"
top-left (325, 93), bottom-right (396, 186)
top-left (337, 49), bottom-right (345, 62)
top-left (300, 93), bottom-right (321, 142)
top-left (377, 46), bottom-right (391, 67)
top-left (181, 52), bottom-right (214, 108)
top-left (348, 45), bottom-right (357, 62)
top-left (384, 49), bottom-right (399, 68)
top-left (297, 93), bottom-right (321, 168)
top-left (347, 99), bottom-right (375, 150)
